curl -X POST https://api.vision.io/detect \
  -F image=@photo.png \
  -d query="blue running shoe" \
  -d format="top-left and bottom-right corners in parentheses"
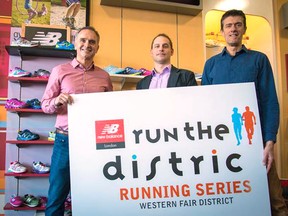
top-left (32, 161), bottom-right (50, 174)
top-left (9, 67), bottom-right (32, 77)
top-left (26, 98), bottom-right (41, 109)
top-left (55, 41), bottom-right (75, 50)
top-left (17, 129), bottom-right (40, 141)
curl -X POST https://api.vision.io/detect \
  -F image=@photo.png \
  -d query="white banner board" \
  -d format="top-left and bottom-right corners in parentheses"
top-left (68, 83), bottom-right (271, 216)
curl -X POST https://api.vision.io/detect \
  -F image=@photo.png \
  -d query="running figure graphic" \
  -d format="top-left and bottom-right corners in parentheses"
top-left (242, 106), bottom-right (256, 144)
top-left (231, 107), bottom-right (243, 145)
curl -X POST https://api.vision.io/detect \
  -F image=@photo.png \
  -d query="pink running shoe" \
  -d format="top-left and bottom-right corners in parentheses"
top-left (10, 195), bottom-right (23, 207)
top-left (9, 67), bottom-right (32, 77)
top-left (5, 98), bottom-right (28, 109)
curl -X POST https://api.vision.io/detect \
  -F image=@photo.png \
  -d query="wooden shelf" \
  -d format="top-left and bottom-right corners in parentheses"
top-left (110, 74), bottom-right (144, 83)
top-left (100, 0), bottom-right (202, 16)
top-left (4, 203), bottom-right (45, 211)
top-left (8, 77), bottom-right (48, 83)
top-left (6, 108), bottom-right (44, 113)
top-left (5, 46), bottom-right (76, 59)
top-left (4, 203), bottom-right (71, 211)
top-left (5, 172), bottom-right (49, 178)
top-left (6, 140), bottom-right (53, 145)
top-left (110, 74), bottom-right (144, 90)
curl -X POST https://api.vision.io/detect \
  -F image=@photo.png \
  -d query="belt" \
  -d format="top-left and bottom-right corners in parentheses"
top-left (56, 128), bottom-right (69, 136)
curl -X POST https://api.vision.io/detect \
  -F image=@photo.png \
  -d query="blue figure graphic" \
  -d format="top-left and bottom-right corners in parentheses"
top-left (232, 107), bottom-right (243, 145)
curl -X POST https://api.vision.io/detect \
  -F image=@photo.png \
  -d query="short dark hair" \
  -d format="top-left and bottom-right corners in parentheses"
top-left (151, 33), bottom-right (173, 50)
top-left (220, 9), bottom-right (247, 31)
top-left (77, 26), bottom-right (100, 43)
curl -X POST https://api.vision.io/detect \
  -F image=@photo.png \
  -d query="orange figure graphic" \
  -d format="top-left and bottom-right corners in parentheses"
top-left (242, 106), bottom-right (256, 144)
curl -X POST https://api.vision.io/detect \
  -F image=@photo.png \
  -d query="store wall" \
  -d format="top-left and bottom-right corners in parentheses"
top-left (89, 0), bottom-right (205, 74)
top-left (274, 0), bottom-right (288, 178)
top-left (87, 0), bottom-right (288, 177)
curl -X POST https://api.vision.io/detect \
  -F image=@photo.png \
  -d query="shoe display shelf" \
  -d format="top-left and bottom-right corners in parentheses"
top-left (8, 76), bottom-right (49, 84)
top-left (3, 203), bottom-right (72, 211)
top-left (5, 45), bottom-right (76, 60)
top-left (110, 74), bottom-right (144, 91)
top-left (4, 46), bottom-right (74, 215)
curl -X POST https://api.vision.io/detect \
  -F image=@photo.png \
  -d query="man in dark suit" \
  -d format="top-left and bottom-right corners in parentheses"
top-left (136, 33), bottom-right (197, 89)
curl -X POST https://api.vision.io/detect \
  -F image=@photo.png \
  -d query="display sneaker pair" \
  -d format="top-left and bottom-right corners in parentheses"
top-left (139, 68), bottom-right (152, 76)
top-left (34, 69), bottom-right (50, 78)
top-left (10, 195), bottom-right (23, 207)
top-left (5, 98), bottom-right (28, 109)
top-left (32, 161), bottom-right (50, 174)
top-left (55, 40), bottom-right (75, 50)
top-left (11, 37), bottom-right (39, 47)
top-left (23, 194), bottom-right (40, 207)
top-left (26, 98), bottom-right (41, 109)
top-left (17, 129), bottom-right (40, 141)
top-left (103, 65), bottom-right (126, 74)
top-left (124, 67), bottom-right (143, 75)
top-left (8, 161), bottom-right (27, 174)
top-left (48, 131), bottom-right (56, 141)
top-left (9, 67), bottom-right (32, 77)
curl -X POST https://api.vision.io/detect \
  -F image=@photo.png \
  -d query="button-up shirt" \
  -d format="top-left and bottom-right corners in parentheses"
top-left (41, 58), bottom-right (113, 131)
top-left (201, 46), bottom-right (279, 143)
top-left (149, 65), bottom-right (171, 89)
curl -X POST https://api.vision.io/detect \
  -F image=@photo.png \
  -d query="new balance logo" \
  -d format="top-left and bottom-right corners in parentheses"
top-left (101, 124), bottom-right (120, 134)
top-left (31, 31), bottom-right (62, 46)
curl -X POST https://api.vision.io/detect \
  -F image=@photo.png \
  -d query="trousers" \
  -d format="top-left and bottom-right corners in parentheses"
top-left (45, 133), bottom-right (70, 216)
top-left (268, 161), bottom-right (288, 216)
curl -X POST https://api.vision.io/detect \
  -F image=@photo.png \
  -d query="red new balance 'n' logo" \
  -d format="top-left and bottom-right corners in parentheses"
top-left (95, 119), bottom-right (125, 150)
top-left (101, 124), bottom-right (120, 135)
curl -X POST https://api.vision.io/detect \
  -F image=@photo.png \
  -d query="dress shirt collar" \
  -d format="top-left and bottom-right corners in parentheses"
top-left (71, 58), bottom-right (95, 71)
top-left (221, 45), bottom-right (248, 56)
top-left (152, 64), bottom-right (172, 76)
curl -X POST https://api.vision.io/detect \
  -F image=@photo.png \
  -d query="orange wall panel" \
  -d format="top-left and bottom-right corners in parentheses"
top-left (90, 0), bottom-right (204, 73)
top-left (122, 8), bottom-right (177, 70)
top-left (90, 1), bottom-right (122, 68)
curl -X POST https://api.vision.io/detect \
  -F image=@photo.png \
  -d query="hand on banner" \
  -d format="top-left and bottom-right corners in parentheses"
top-left (263, 141), bottom-right (274, 173)
top-left (54, 93), bottom-right (74, 108)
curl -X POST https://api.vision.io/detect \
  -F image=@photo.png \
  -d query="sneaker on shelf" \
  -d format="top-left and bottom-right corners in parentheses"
top-left (17, 129), bottom-right (40, 141)
top-left (139, 68), bottom-right (152, 76)
top-left (32, 161), bottom-right (50, 174)
top-left (34, 69), bottom-right (50, 78)
top-left (103, 65), bottom-right (125, 74)
top-left (26, 98), bottom-right (41, 109)
top-left (39, 196), bottom-right (47, 207)
top-left (125, 67), bottom-right (142, 75)
top-left (48, 131), bottom-right (56, 141)
top-left (65, 195), bottom-right (71, 208)
top-left (5, 98), bottom-right (28, 109)
top-left (55, 41), bottom-right (75, 50)
top-left (11, 37), bottom-right (38, 47)
top-left (9, 67), bottom-right (32, 77)
top-left (10, 195), bottom-right (23, 207)
top-left (8, 161), bottom-right (27, 174)
top-left (23, 194), bottom-right (39, 207)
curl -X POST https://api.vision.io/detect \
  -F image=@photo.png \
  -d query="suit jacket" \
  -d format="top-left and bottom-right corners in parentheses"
top-left (136, 65), bottom-right (198, 89)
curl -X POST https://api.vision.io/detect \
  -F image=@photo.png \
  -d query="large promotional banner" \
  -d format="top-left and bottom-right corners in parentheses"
top-left (68, 83), bottom-right (271, 216)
